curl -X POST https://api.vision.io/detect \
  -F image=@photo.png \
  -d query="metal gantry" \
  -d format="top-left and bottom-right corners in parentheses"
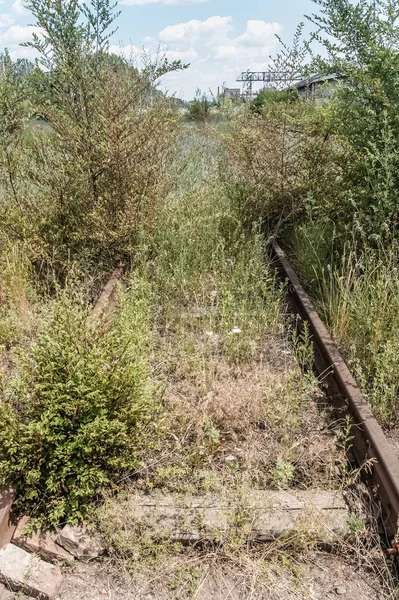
top-left (236, 71), bottom-right (304, 99)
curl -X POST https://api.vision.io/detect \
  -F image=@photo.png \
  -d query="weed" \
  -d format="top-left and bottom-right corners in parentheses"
top-left (272, 458), bottom-right (295, 489)
top-left (0, 280), bottom-right (158, 527)
top-left (291, 321), bottom-right (314, 371)
top-left (290, 225), bottom-right (399, 423)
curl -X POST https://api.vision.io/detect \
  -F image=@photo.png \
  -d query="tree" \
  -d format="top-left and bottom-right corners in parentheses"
top-left (0, 51), bottom-right (28, 208)
top-left (307, 0), bottom-right (399, 237)
top-left (6, 0), bottom-right (187, 274)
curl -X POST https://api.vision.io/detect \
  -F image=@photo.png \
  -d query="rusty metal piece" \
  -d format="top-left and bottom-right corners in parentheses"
top-left (271, 239), bottom-right (399, 538)
top-left (90, 263), bottom-right (125, 320)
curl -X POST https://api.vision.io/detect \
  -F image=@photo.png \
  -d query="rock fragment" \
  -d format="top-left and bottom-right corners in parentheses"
top-left (0, 543), bottom-right (63, 599)
top-left (335, 585), bottom-right (347, 595)
top-left (56, 525), bottom-right (104, 560)
top-left (13, 517), bottom-right (74, 564)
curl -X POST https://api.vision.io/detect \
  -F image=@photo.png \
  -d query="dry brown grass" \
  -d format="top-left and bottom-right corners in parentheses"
top-left (61, 527), bottom-right (395, 599)
top-left (148, 334), bottom-right (342, 496)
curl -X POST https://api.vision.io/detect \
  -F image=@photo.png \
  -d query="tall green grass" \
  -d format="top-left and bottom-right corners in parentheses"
top-left (141, 128), bottom-right (282, 370)
top-left (289, 222), bottom-right (399, 424)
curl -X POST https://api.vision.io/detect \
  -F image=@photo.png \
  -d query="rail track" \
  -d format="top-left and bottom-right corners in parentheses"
top-left (82, 252), bottom-right (399, 547)
top-left (271, 239), bottom-right (399, 547)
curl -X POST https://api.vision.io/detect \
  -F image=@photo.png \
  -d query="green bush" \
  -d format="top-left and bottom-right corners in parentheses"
top-left (308, 0), bottom-right (399, 241)
top-left (0, 280), bottom-right (156, 527)
top-left (251, 88), bottom-right (298, 114)
top-left (222, 106), bottom-right (342, 231)
top-left (0, 0), bottom-right (185, 282)
top-left (187, 90), bottom-right (211, 122)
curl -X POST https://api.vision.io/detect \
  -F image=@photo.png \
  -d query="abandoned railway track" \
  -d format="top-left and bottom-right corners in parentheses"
top-left (1, 247), bottom-right (399, 598)
top-left (95, 249), bottom-right (399, 548)
top-left (271, 239), bottom-right (399, 548)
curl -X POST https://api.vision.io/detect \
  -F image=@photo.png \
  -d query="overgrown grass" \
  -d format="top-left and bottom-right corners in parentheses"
top-left (93, 130), bottom-right (343, 543)
top-left (0, 127), bottom-right (342, 532)
top-left (134, 130), bottom-right (283, 378)
top-left (289, 222), bottom-right (399, 424)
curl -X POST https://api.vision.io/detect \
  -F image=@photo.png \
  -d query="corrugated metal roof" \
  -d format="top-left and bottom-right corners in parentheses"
top-left (294, 73), bottom-right (343, 89)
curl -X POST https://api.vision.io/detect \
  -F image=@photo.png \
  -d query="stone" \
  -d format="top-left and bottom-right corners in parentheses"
top-left (13, 517), bottom-right (74, 564)
top-left (55, 525), bottom-right (104, 560)
top-left (0, 489), bottom-right (16, 549)
top-left (335, 586), bottom-right (347, 595)
top-left (0, 543), bottom-right (63, 599)
top-left (224, 455), bottom-right (237, 463)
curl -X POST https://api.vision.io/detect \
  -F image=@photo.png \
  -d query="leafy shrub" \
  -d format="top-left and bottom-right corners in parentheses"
top-left (187, 89), bottom-right (211, 122)
top-left (222, 107), bottom-right (341, 231)
top-left (308, 0), bottom-right (399, 241)
top-left (0, 0), bottom-right (184, 281)
top-left (251, 88), bottom-right (298, 114)
top-left (0, 280), bottom-right (157, 526)
top-left (0, 50), bottom-right (29, 207)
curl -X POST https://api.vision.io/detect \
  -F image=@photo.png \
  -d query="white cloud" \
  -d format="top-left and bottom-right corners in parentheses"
top-left (0, 25), bottom-right (42, 60)
top-left (1, 24), bottom-right (38, 45)
top-left (159, 16), bottom-right (233, 47)
top-left (11, 0), bottom-right (28, 16)
top-left (108, 43), bottom-right (142, 59)
top-left (0, 13), bottom-right (15, 28)
top-left (108, 43), bottom-right (196, 70)
top-left (237, 20), bottom-right (281, 47)
top-left (121, 0), bottom-right (206, 5)
top-left (211, 20), bottom-right (281, 62)
top-left (154, 16), bottom-right (282, 98)
top-left (164, 48), bottom-right (197, 62)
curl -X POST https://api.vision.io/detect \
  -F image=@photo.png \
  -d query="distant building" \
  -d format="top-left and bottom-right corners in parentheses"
top-left (294, 74), bottom-right (344, 101)
top-left (223, 88), bottom-right (241, 100)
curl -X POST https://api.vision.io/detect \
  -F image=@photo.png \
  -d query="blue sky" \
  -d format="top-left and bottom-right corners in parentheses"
top-left (0, 0), bottom-right (317, 98)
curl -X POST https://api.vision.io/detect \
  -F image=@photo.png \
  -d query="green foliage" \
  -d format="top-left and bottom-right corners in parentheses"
top-left (0, 51), bottom-right (29, 205)
top-left (307, 0), bottom-right (399, 239)
top-left (291, 322), bottom-right (314, 372)
top-left (0, 0), bottom-right (184, 280)
top-left (145, 133), bottom-right (282, 369)
top-left (272, 458), bottom-right (295, 489)
top-left (0, 281), bottom-right (157, 526)
top-left (187, 89), bottom-right (211, 122)
top-left (251, 88), bottom-right (298, 114)
top-left (289, 223), bottom-right (399, 422)
top-left (223, 106), bottom-right (340, 231)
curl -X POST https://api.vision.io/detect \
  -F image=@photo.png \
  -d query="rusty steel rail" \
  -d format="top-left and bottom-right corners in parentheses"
top-left (271, 239), bottom-right (399, 539)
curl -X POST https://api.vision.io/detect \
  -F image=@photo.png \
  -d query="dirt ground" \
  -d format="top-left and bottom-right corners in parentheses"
top-left (1, 551), bottom-right (390, 600)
